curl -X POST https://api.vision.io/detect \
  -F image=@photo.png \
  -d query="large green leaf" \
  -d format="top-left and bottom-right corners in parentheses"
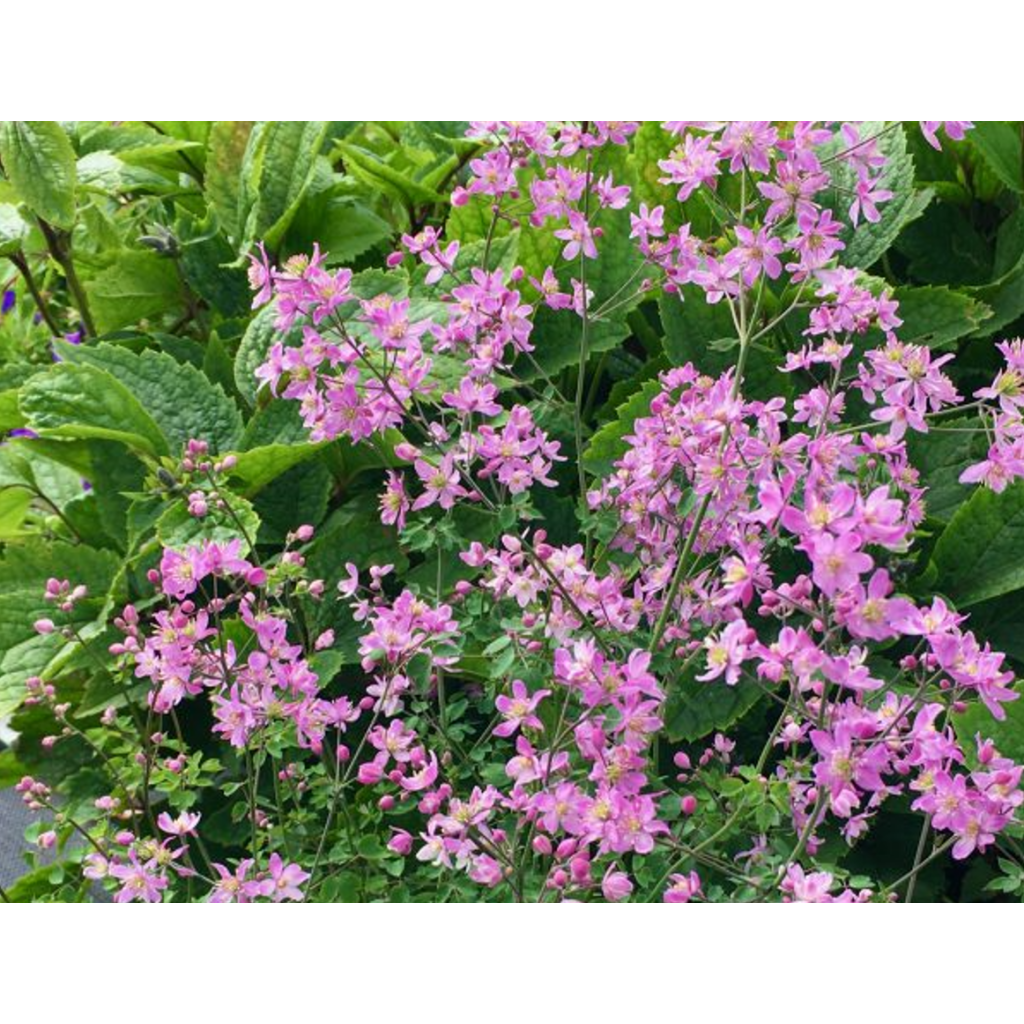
top-left (0, 120), bottom-right (77, 229)
top-left (19, 363), bottom-right (169, 457)
top-left (892, 286), bottom-right (992, 348)
top-left (0, 541), bottom-right (121, 717)
top-left (58, 342), bottom-right (243, 455)
top-left (932, 481), bottom-right (1024, 606)
top-left (0, 202), bottom-right (30, 255)
top-left (156, 496), bottom-right (260, 555)
top-left (907, 417), bottom-right (987, 524)
top-left (663, 665), bottom-right (764, 743)
top-left (234, 304), bottom-right (304, 406)
top-left (582, 380), bottom-right (660, 477)
top-left (829, 122), bottom-right (930, 270)
top-left (969, 121), bottom-right (1023, 195)
top-left (955, 690), bottom-right (1024, 763)
top-left (240, 120), bottom-right (330, 252)
top-left (336, 141), bottom-right (445, 207)
top-left (205, 120), bottom-right (254, 242)
top-left (84, 250), bottom-right (185, 333)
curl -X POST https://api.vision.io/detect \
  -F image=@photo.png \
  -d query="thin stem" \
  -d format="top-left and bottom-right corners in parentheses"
top-left (37, 219), bottom-right (96, 337)
top-left (884, 837), bottom-right (956, 897)
top-left (904, 816), bottom-right (932, 904)
top-left (8, 253), bottom-right (63, 335)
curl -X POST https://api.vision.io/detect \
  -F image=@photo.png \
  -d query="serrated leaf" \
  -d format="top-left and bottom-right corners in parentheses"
top-left (58, 342), bottom-right (243, 454)
top-left (907, 417), bottom-right (987, 524)
top-left (955, 691), bottom-right (1024, 764)
top-left (828, 122), bottom-right (928, 269)
top-left (337, 141), bottom-right (445, 206)
top-left (156, 496), bottom-right (260, 554)
top-left (19, 362), bottom-right (169, 457)
top-left (663, 668), bottom-right (764, 743)
top-left (892, 285), bottom-right (992, 348)
top-left (0, 121), bottom-right (77, 229)
top-left (0, 541), bottom-right (121, 717)
top-left (84, 250), bottom-right (185, 333)
top-left (582, 380), bottom-right (660, 477)
top-left (932, 480), bottom-right (1024, 606)
top-left (234, 304), bottom-right (303, 406)
top-left (241, 120), bottom-right (330, 252)
top-left (205, 120), bottom-right (254, 242)
top-left (969, 121), bottom-right (1023, 195)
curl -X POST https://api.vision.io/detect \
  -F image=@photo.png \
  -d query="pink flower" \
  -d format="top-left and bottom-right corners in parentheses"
top-left (247, 242), bottom-right (274, 308)
top-left (411, 453), bottom-right (467, 511)
top-left (156, 811), bottom-right (201, 837)
top-left (266, 852), bottom-right (310, 901)
top-left (920, 121), bottom-right (973, 150)
top-left (554, 211), bottom-right (598, 261)
top-left (697, 619), bottom-right (754, 686)
top-left (663, 870), bottom-right (701, 903)
top-left (802, 531), bottom-right (873, 598)
top-left (849, 170), bottom-right (893, 226)
top-left (109, 852), bottom-right (168, 903)
top-left (379, 471), bottom-right (411, 531)
top-left (529, 266), bottom-right (572, 310)
top-left (494, 679), bottom-right (549, 737)
top-left (400, 751), bottom-right (439, 792)
top-left (601, 868), bottom-right (634, 902)
top-left (443, 377), bottom-right (502, 417)
top-left (209, 859), bottom-right (258, 903)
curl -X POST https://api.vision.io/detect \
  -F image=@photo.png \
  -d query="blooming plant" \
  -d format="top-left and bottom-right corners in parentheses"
top-left (2, 119), bottom-right (1024, 902)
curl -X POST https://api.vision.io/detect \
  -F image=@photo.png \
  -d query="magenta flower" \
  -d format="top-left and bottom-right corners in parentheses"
top-left (663, 870), bottom-right (701, 903)
top-left (920, 121), bottom-right (973, 150)
top-left (697, 619), bottom-right (753, 686)
top-left (156, 810), bottom-right (201, 837)
top-left (411, 453), bottom-right (467, 511)
top-left (266, 853), bottom-right (310, 901)
top-left (379, 471), bottom-right (411, 531)
top-left (554, 211), bottom-right (598, 261)
top-left (803, 532), bottom-right (873, 598)
top-left (109, 852), bottom-right (168, 903)
top-left (494, 679), bottom-right (549, 738)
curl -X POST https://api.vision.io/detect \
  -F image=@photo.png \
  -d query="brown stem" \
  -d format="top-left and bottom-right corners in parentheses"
top-left (8, 253), bottom-right (63, 336)
top-left (37, 219), bottom-right (96, 337)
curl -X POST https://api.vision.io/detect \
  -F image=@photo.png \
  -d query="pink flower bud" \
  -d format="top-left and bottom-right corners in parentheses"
top-left (33, 618), bottom-right (56, 635)
top-left (602, 870), bottom-right (634, 902)
top-left (388, 829), bottom-right (413, 855)
top-left (681, 794), bottom-right (698, 816)
top-left (532, 835), bottom-right (552, 857)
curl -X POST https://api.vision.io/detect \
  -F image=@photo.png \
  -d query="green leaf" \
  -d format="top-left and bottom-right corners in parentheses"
top-left (907, 417), bottom-right (987, 524)
top-left (290, 192), bottom-right (392, 264)
top-left (205, 120), bottom-right (254, 242)
top-left (156, 496), bottom-right (260, 554)
top-left (148, 121), bottom-right (211, 147)
top-left (0, 121), bottom-right (77, 229)
top-left (241, 121), bottom-right (330, 252)
top-left (0, 487), bottom-right (32, 539)
top-left (20, 362), bottom-right (169, 457)
top-left (0, 541), bottom-right (121, 717)
top-left (234, 304), bottom-right (303, 406)
top-left (228, 442), bottom-right (324, 495)
top-left (829, 122), bottom-right (929, 269)
top-left (0, 202), bottom-right (30, 255)
top-left (582, 380), bottom-right (660, 477)
top-left (890, 285), bottom-right (992, 349)
top-left (84, 250), bottom-right (185, 333)
top-left (955, 691), bottom-right (1024, 764)
top-left (254, 459), bottom-right (333, 543)
top-left (336, 141), bottom-right (445, 206)
top-left (58, 342), bottom-right (243, 454)
top-left (969, 122), bottom-right (1023, 194)
top-left (663, 668), bottom-right (764, 743)
top-left (932, 481), bottom-right (1024, 606)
